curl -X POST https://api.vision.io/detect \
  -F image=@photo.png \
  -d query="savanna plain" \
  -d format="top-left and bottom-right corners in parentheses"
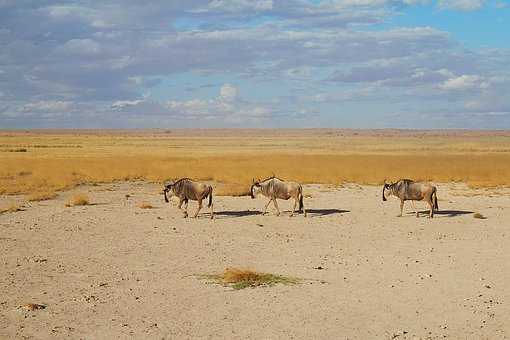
top-left (1, 129), bottom-right (510, 339)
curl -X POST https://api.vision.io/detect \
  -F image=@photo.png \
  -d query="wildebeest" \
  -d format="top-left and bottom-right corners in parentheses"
top-left (163, 178), bottom-right (214, 219)
top-left (250, 176), bottom-right (306, 217)
top-left (382, 179), bottom-right (439, 218)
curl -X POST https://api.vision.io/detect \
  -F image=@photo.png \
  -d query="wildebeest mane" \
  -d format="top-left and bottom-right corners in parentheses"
top-left (173, 177), bottom-right (193, 185)
top-left (165, 177), bottom-right (192, 189)
top-left (259, 175), bottom-right (284, 183)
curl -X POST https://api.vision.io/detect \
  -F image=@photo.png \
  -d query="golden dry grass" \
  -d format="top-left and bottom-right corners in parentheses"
top-left (27, 191), bottom-right (58, 202)
top-left (1, 130), bottom-right (510, 196)
top-left (198, 267), bottom-right (301, 290)
top-left (139, 202), bottom-right (154, 209)
top-left (67, 194), bottom-right (89, 207)
top-left (215, 183), bottom-right (251, 196)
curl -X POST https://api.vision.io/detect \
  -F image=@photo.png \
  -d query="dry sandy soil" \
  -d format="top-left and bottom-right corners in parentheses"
top-left (1, 182), bottom-right (509, 339)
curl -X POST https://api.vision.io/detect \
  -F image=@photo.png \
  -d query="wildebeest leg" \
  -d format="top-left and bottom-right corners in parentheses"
top-left (179, 198), bottom-right (188, 210)
top-left (273, 199), bottom-right (281, 216)
top-left (193, 199), bottom-right (202, 218)
top-left (399, 200), bottom-right (404, 217)
top-left (263, 199), bottom-right (272, 215)
top-left (411, 200), bottom-right (419, 218)
top-left (179, 198), bottom-right (188, 218)
top-left (290, 197), bottom-right (297, 217)
top-left (427, 198), bottom-right (434, 218)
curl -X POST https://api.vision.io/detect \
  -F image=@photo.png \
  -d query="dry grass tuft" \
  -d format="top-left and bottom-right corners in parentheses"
top-left (68, 193), bottom-right (89, 206)
top-left (0, 203), bottom-right (23, 214)
top-left (139, 202), bottom-right (154, 209)
top-left (198, 267), bottom-right (301, 290)
top-left (20, 303), bottom-right (46, 311)
top-left (473, 212), bottom-right (487, 219)
top-left (27, 191), bottom-right (57, 202)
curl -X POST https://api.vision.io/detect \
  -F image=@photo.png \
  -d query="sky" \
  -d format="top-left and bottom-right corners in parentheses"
top-left (0, 0), bottom-right (509, 129)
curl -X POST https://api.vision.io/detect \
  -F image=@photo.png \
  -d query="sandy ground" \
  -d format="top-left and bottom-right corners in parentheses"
top-left (1, 182), bottom-right (509, 339)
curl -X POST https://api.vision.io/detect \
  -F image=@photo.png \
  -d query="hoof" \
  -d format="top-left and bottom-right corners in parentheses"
top-left (289, 214), bottom-right (294, 217)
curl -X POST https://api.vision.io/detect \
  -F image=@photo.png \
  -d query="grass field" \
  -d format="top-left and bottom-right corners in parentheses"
top-left (1, 129), bottom-right (510, 197)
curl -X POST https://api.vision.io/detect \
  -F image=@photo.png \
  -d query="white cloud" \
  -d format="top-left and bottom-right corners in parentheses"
top-left (111, 99), bottom-right (144, 110)
top-left (20, 100), bottom-right (73, 113)
top-left (60, 39), bottom-right (102, 56)
top-left (166, 99), bottom-right (210, 113)
top-left (438, 0), bottom-right (485, 10)
top-left (439, 75), bottom-right (482, 90)
top-left (219, 84), bottom-right (238, 102)
top-left (207, 0), bottom-right (273, 12)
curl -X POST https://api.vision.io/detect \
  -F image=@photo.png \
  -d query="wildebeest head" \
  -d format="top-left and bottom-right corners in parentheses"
top-left (163, 180), bottom-right (175, 203)
top-left (382, 180), bottom-right (392, 201)
top-left (250, 179), bottom-right (261, 199)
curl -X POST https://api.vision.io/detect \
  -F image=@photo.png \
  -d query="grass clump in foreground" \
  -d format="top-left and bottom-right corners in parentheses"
top-left (66, 193), bottom-right (89, 207)
top-left (473, 212), bottom-right (487, 219)
top-left (139, 202), bottom-right (154, 209)
top-left (197, 267), bottom-right (301, 290)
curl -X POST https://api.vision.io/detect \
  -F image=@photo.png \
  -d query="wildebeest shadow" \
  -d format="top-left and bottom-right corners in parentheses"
top-left (213, 209), bottom-right (349, 219)
top-left (415, 209), bottom-right (474, 217)
top-left (306, 208), bottom-right (350, 217)
top-left (214, 210), bottom-right (262, 218)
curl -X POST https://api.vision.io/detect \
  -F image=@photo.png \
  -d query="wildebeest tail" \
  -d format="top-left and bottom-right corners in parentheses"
top-left (208, 186), bottom-right (213, 208)
top-left (299, 186), bottom-right (304, 212)
top-left (433, 189), bottom-right (439, 210)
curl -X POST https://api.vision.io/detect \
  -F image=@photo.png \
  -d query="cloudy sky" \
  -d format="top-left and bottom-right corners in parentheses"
top-left (0, 0), bottom-right (509, 128)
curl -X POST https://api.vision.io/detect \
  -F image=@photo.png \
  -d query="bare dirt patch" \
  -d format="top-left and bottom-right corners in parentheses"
top-left (1, 182), bottom-right (509, 338)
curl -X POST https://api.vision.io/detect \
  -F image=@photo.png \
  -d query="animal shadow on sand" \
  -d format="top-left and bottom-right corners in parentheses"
top-left (412, 209), bottom-right (474, 218)
top-left (213, 210), bottom-right (262, 219)
top-left (305, 208), bottom-right (350, 217)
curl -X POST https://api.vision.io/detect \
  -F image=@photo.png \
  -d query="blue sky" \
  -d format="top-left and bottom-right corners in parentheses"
top-left (0, 0), bottom-right (509, 128)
